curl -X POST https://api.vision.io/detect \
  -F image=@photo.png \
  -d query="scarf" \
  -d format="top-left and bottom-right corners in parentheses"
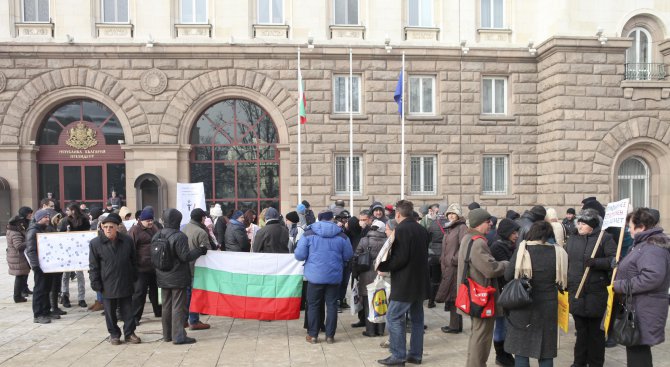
top-left (514, 240), bottom-right (568, 290)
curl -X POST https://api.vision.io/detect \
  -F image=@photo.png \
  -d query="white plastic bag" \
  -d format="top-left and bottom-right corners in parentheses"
top-left (367, 276), bottom-right (391, 323)
top-left (350, 279), bottom-right (363, 315)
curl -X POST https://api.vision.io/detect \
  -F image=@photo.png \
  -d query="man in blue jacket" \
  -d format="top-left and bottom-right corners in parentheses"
top-left (295, 209), bottom-right (353, 344)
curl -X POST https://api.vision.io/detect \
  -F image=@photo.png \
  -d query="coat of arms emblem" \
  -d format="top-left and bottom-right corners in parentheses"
top-left (65, 122), bottom-right (98, 150)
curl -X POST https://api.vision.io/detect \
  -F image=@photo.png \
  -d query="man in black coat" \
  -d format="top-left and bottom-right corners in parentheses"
top-left (155, 208), bottom-right (207, 345)
top-left (253, 207), bottom-right (289, 253)
top-left (377, 200), bottom-right (430, 366)
top-left (25, 209), bottom-right (54, 324)
top-left (515, 205), bottom-right (546, 245)
top-left (89, 213), bottom-right (141, 345)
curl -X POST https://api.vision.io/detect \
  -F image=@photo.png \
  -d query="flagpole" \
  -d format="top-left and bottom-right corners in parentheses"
top-left (297, 48), bottom-right (302, 204)
top-left (349, 48), bottom-right (354, 214)
top-left (400, 51), bottom-right (405, 200)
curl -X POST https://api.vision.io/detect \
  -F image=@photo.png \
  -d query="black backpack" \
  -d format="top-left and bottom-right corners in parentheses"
top-left (151, 232), bottom-right (176, 271)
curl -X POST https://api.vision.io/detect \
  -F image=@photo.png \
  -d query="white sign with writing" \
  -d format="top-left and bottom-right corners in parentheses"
top-left (602, 198), bottom-right (630, 229)
top-left (176, 182), bottom-right (207, 226)
top-left (37, 231), bottom-right (97, 272)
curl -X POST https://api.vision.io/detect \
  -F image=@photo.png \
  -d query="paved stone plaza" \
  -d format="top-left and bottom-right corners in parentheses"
top-left (0, 237), bottom-right (668, 366)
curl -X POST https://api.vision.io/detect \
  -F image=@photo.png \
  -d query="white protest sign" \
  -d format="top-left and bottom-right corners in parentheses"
top-left (37, 231), bottom-right (97, 272)
top-left (176, 182), bottom-right (207, 225)
top-left (602, 198), bottom-right (630, 229)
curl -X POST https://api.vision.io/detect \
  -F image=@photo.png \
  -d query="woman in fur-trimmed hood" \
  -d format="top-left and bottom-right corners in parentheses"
top-left (614, 208), bottom-right (670, 366)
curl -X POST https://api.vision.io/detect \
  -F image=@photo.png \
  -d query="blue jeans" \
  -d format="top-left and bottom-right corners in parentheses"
top-left (306, 283), bottom-right (338, 338)
top-left (494, 316), bottom-right (506, 342)
top-left (387, 299), bottom-right (424, 361)
top-left (515, 356), bottom-right (553, 367)
top-left (186, 287), bottom-right (199, 325)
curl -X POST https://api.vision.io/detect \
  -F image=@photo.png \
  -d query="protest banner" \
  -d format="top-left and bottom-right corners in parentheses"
top-left (575, 198), bottom-right (629, 299)
top-left (37, 231), bottom-right (97, 272)
top-left (603, 198), bottom-right (630, 336)
top-left (176, 182), bottom-right (207, 226)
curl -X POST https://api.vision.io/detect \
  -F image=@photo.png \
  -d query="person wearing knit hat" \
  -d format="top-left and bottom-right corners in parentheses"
top-left (210, 204), bottom-right (223, 218)
top-left (182, 207), bottom-right (214, 331)
top-left (458, 208), bottom-right (508, 367)
top-left (295, 205), bottom-right (353, 344)
top-left (562, 208), bottom-right (577, 239)
top-left (437, 202), bottom-right (468, 334)
top-left (296, 204), bottom-right (308, 228)
top-left (285, 211), bottom-right (304, 253)
top-left (253, 207), bottom-right (289, 254)
top-left (468, 202), bottom-right (481, 211)
top-left (224, 209), bottom-right (250, 252)
top-left (25, 209), bottom-right (55, 324)
top-left (370, 201), bottom-right (387, 223)
top-left (128, 205), bottom-right (161, 325)
top-left (567, 207), bottom-right (617, 367)
top-left (489, 217), bottom-right (520, 366)
top-left (286, 211), bottom-right (300, 225)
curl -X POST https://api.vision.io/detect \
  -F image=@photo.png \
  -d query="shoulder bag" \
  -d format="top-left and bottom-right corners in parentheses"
top-left (612, 280), bottom-right (640, 346)
top-left (498, 276), bottom-right (532, 310)
top-left (455, 235), bottom-right (497, 318)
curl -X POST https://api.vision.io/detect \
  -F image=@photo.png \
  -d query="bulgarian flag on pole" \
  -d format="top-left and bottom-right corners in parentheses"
top-left (298, 64), bottom-right (307, 124)
top-left (190, 252), bottom-right (304, 320)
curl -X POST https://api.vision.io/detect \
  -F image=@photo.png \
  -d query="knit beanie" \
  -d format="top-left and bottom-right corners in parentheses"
top-left (468, 208), bottom-right (492, 228)
top-left (232, 210), bottom-right (245, 221)
top-left (33, 209), bottom-right (50, 222)
top-left (318, 210), bottom-right (334, 222)
top-left (566, 208), bottom-right (576, 215)
top-left (296, 204), bottom-right (306, 214)
top-left (468, 202), bottom-right (481, 210)
top-left (497, 218), bottom-right (520, 240)
top-left (577, 208), bottom-right (600, 229)
top-left (210, 204), bottom-right (223, 218)
top-left (265, 207), bottom-right (279, 221)
top-left (139, 207), bottom-right (154, 221)
top-left (529, 205), bottom-right (547, 221)
top-left (285, 211), bottom-right (299, 223)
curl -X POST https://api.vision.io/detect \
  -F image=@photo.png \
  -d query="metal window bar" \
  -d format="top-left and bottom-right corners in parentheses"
top-left (624, 63), bottom-right (666, 81)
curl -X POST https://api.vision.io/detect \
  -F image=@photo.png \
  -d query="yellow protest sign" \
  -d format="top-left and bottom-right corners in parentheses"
top-left (604, 285), bottom-right (614, 337)
top-left (558, 290), bottom-right (569, 333)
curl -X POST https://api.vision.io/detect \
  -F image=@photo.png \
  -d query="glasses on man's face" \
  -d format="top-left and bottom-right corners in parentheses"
top-left (101, 225), bottom-right (116, 230)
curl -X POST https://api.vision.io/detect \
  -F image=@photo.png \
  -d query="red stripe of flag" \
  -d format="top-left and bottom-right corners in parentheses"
top-left (190, 288), bottom-right (302, 321)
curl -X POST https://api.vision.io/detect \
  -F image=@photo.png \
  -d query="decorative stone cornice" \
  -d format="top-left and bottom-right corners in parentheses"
top-left (535, 36), bottom-right (632, 61)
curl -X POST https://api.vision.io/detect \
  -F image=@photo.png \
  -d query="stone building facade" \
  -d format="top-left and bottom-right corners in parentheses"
top-left (1, 1), bottom-right (670, 228)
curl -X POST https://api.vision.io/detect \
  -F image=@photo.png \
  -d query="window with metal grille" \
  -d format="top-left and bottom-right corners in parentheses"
top-left (102, 0), bottom-right (129, 23)
top-left (408, 0), bottom-right (432, 27)
top-left (181, 0), bottom-right (207, 23)
top-left (334, 0), bottom-right (358, 25)
top-left (335, 155), bottom-right (362, 194)
top-left (333, 75), bottom-right (361, 113)
top-left (482, 77), bottom-right (507, 114)
top-left (258, 0), bottom-right (283, 24)
top-left (410, 155), bottom-right (436, 194)
top-left (23, 0), bottom-right (49, 22)
top-left (409, 76), bottom-right (434, 115)
top-left (481, 0), bottom-right (503, 28)
top-left (618, 157), bottom-right (649, 209)
top-left (482, 155), bottom-right (507, 194)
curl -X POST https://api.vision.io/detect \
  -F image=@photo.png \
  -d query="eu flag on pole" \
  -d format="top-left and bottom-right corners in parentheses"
top-left (393, 71), bottom-right (403, 114)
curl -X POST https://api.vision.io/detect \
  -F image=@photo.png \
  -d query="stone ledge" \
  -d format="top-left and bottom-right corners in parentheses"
top-left (479, 114), bottom-right (516, 122)
top-left (253, 24), bottom-right (289, 39)
top-left (406, 114), bottom-right (444, 122)
top-left (175, 24), bottom-right (212, 38)
top-left (96, 23), bottom-right (134, 38)
top-left (477, 28), bottom-right (512, 43)
top-left (404, 27), bottom-right (439, 41)
top-left (329, 25), bottom-right (365, 40)
top-left (329, 113), bottom-right (369, 120)
top-left (15, 22), bottom-right (54, 38)
top-left (481, 194), bottom-right (515, 200)
top-left (329, 195), bottom-right (369, 201)
top-left (621, 80), bottom-right (670, 101)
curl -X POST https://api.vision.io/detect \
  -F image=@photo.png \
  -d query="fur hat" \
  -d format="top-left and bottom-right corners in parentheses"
top-left (577, 208), bottom-right (600, 229)
top-left (445, 203), bottom-right (462, 217)
top-left (497, 218), bottom-right (520, 240)
top-left (468, 208), bottom-right (492, 229)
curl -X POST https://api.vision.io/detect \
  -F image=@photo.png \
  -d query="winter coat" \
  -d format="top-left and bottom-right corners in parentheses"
top-left (562, 218), bottom-right (577, 238)
top-left (128, 222), bottom-right (158, 273)
top-left (435, 219), bottom-right (467, 302)
top-left (427, 217), bottom-right (448, 257)
top-left (213, 217), bottom-right (227, 247)
top-left (155, 209), bottom-right (205, 289)
top-left (516, 211), bottom-right (539, 245)
top-left (490, 238), bottom-right (515, 288)
top-left (304, 209), bottom-right (316, 226)
top-left (182, 220), bottom-right (212, 276)
top-left (355, 229), bottom-right (387, 296)
top-left (253, 220), bottom-right (290, 253)
top-left (224, 219), bottom-right (251, 252)
top-left (6, 224), bottom-right (30, 276)
top-left (58, 215), bottom-right (91, 232)
top-left (378, 219), bottom-right (430, 302)
top-left (566, 227), bottom-right (616, 318)
top-left (295, 220), bottom-right (353, 285)
top-left (88, 232), bottom-right (137, 299)
top-left (614, 227), bottom-right (670, 346)
top-left (25, 221), bottom-right (51, 270)
top-left (504, 244), bottom-right (566, 359)
top-left (456, 231), bottom-right (508, 317)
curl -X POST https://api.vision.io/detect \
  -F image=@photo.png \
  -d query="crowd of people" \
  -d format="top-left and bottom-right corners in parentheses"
top-left (4, 194), bottom-right (670, 367)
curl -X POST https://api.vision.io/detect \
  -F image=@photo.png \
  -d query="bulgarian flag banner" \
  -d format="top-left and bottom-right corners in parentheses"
top-left (190, 252), bottom-right (304, 320)
top-left (298, 63), bottom-right (307, 124)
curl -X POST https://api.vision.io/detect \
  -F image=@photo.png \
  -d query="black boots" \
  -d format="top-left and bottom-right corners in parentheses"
top-left (61, 294), bottom-right (71, 308)
top-left (494, 341), bottom-right (514, 367)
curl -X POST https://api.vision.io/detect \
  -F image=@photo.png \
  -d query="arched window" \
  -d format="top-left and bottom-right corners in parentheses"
top-left (626, 27), bottom-right (653, 80)
top-left (37, 99), bottom-right (126, 209)
top-left (189, 99), bottom-right (280, 215)
top-left (618, 157), bottom-right (649, 208)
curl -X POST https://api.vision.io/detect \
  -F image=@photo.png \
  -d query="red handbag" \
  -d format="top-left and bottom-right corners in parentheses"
top-left (455, 235), bottom-right (497, 318)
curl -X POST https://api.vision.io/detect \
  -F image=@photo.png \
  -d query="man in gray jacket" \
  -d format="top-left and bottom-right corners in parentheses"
top-left (181, 208), bottom-right (212, 331)
top-left (25, 209), bottom-right (53, 324)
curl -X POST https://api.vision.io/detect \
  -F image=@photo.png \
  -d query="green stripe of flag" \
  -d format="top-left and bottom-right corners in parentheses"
top-left (193, 266), bottom-right (303, 299)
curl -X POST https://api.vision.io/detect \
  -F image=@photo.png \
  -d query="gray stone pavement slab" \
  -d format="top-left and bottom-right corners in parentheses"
top-left (0, 237), bottom-right (668, 366)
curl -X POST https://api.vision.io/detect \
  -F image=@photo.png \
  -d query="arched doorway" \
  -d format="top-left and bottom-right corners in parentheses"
top-left (134, 173), bottom-right (168, 217)
top-left (37, 99), bottom-right (126, 210)
top-left (189, 99), bottom-right (280, 215)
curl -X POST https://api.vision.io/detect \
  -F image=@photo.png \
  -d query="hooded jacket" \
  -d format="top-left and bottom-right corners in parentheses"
top-left (566, 226), bottom-right (616, 317)
top-left (155, 209), bottom-right (205, 289)
top-left (355, 228), bottom-right (388, 296)
top-left (6, 220), bottom-right (30, 276)
top-left (128, 221), bottom-right (159, 273)
top-left (516, 210), bottom-right (542, 245)
top-left (614, 227), bottom-right (670, 346)
top-left (252, 219), bottom-right (290, 253)
top-left (224, 219), bottom-right (251, 252)
top-left (88, 231), bottom-right (137, 298)
top-left (295, 220), bottom-right (353, 285)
